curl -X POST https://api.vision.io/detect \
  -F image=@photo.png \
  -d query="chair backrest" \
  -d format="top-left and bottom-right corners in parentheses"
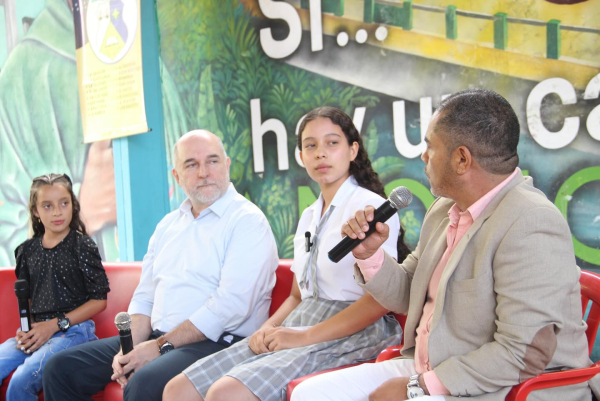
top-left (92, 262), bottom-right (142, 338)
top-left (580, 270), bottom-right (600, 355)
top-left (95, 260), bottom-right (297, 336)
top-left (392, 313), bottom-right (407, 332)
top-left (0, 263), bottom-right (143, 342)
top-left (1, 259), bottom-right (298, 341)
top-left (270, 259), bottom-right (293, 316)
top-left (0, 267), bottom-right (20, 343)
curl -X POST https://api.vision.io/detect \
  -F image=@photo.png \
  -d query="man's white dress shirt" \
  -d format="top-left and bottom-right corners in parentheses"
top-left (128, 183), bottom-right (278, 342)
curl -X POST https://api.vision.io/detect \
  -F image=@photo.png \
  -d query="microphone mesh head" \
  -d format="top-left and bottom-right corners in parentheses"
top-left (115, 312), bottom-right (132, 331)
top-left (389, 186), bottom-right (413, 209)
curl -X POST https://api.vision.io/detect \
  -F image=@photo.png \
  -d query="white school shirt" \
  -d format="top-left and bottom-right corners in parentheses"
top-left (291, 177), bottom-right (400, 302)
top-left (127, 183), bottom-right (278, 342)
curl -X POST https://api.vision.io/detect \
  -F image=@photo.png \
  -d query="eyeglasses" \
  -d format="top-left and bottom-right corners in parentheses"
top-left (32, 173), bottom-right (73, 186)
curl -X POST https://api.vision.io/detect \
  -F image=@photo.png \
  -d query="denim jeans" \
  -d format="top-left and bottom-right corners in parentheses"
top-left (0, 319), bottom-right (97, 401)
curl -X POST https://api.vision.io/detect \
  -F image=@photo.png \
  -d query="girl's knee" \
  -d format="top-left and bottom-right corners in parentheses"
top-left (0, 340), bottom-right (27, 380)
top-left (163, 373), bottom-right (203, 401)
top-left (6, 366), bottom-right (41, 399)
top-left (206, 377), bottom-right (257, 401)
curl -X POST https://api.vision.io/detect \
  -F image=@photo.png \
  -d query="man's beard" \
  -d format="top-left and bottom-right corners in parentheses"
top-left (425, 166), bottom-right (455, 198)
top-left (187, 179), bottom-right (225, 205)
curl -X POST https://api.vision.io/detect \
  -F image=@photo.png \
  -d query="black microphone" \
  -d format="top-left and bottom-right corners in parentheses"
top-left (328, 186), bottom-right (413, 263)
top-left (14, 279), bottom-right (31, 332)
top-left (115, 312), bottom-right (134, 355)
top-left (305, 231), bottom-right (312, 252)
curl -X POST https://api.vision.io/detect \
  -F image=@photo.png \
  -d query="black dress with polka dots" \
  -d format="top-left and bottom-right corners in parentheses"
top-left (14, 230), bottom-right (110, 322)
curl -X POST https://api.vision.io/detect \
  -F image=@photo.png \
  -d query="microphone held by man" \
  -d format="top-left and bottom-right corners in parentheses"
top-left (115, 312), bottom-right (134, 355)
top-left (328, 186), bottom-right (413, 263)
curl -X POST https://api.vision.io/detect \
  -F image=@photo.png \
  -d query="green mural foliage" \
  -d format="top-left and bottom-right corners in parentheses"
top-left (157, 0), bottom-right (392, 258)
top-left (156, 0), bottom-right (599, 267)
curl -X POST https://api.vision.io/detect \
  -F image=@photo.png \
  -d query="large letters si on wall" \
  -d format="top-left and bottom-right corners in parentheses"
top-left (158, 0), bottom-right (600, 268)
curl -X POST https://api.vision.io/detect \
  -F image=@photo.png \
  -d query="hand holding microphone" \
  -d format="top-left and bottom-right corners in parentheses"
top-left (14, 279), bottom-right (31, 333)
top-left (329, 186), bottom-right (413, 262)
top-left (112, 312), bottom-right (164, 386)
top-left (115, 312), bottom-right (134, 354)
top-left (113, 312), bottom-right (133, 382)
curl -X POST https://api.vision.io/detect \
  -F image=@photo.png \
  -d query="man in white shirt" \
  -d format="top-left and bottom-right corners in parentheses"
top-left (43, 130), bottom-right (279, 401)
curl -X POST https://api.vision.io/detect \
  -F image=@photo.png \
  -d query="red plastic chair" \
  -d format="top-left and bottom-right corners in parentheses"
top-left (0, 267), bottom-right (23, 400)
top-left (270, 260), bottom-right (294, 316)
top-left (0, 263), bottom-right (142, 401)
top-left (91, 262), bottom-right (142, 401)
top-left (505, 270), bottom-right (600, 400)
top-left (101, 260), bottom-right (295, 401)
top-left (375, 270), bottom-right (600, 400)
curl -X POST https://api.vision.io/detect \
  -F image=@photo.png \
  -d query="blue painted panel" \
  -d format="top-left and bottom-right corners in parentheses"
top-left (113, 0), bottom-right (168, 261)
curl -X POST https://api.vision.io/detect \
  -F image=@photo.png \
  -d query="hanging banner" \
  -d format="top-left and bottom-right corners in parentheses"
top-left (73, 0), bottom-right (148, 143)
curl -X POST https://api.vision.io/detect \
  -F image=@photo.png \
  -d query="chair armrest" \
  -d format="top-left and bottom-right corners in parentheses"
top-left (505, 362), bottom-right (600, 401)
top-left (375, 344), bottom-right (403, 363)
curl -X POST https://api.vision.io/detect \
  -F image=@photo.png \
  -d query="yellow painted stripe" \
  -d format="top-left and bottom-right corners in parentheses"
top-left (295, 9), bottom-right (600, 90)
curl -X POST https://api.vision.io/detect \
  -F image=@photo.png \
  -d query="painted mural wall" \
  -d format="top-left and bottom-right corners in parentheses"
top-left (158, 0), bottom-right (600, 269)
top-left (0, 0), bottom-right (118, 266)
top-left (0, 0), bottom-right (598, 272)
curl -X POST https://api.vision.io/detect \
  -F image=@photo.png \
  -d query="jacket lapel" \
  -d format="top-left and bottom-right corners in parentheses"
top-left (430, 172), bottom-right (527, 329)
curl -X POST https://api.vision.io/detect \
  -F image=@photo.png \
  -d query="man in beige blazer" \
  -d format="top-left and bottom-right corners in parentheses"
top-left (291, 89), bottom-right (598, 401)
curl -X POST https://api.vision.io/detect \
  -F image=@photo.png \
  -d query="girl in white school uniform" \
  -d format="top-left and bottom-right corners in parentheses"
top-left (163, 107), bottom-right (411, 401)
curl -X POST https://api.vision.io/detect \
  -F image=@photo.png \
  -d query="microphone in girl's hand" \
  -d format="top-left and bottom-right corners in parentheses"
top-left (328, 186), bottom-right (413, 263)
top-left (14, 279), bottom-right (31, 332)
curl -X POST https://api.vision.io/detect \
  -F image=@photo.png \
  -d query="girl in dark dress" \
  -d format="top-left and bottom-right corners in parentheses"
top-left (0, 173), bottom-right (110, 401)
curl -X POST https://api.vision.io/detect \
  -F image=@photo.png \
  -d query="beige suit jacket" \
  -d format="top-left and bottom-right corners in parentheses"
top-left (356, 172), bottom-right (598, 400)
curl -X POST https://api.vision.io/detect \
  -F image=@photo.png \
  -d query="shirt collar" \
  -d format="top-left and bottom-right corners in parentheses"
top-left (306, 176), bottom-right (358, 224)
top-left (178, 183), bottom-right (237, 219)
top-left (310, 176), bottom-right (359, 218)
top-left (448, 167), bottom-right (520, 224)
top-left (330, 176), bottom-right (359, 208)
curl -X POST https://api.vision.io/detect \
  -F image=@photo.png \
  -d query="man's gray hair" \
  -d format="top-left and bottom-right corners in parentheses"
top-left (435, 89), bottom-right (520, 175)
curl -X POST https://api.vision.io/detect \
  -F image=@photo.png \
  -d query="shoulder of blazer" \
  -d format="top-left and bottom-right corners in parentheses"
top-left (495, 176), bottom-right (558, 216)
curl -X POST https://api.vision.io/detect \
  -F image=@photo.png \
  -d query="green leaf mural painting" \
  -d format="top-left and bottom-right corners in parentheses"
top-left (158, 0), bottom-right (393, 257)
top-left (156, 0), bottom-right (600, 266)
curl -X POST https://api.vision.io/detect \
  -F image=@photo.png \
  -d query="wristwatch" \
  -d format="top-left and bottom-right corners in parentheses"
top-left (156, 335), bottom-right (175, 355)
top-left (57, 313), bottom-right (71, 333)
top-left (407, 374), bottom-right (426, 398)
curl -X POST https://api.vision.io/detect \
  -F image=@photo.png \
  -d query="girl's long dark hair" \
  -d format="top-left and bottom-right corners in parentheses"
top-left (298, 107), bottom-right (411, 262)
top-left (29, 174), bottom-right (87, 238)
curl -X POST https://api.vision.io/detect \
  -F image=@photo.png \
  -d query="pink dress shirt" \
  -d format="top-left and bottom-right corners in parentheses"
top-left (358, 168), bottom-right (519, 395)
